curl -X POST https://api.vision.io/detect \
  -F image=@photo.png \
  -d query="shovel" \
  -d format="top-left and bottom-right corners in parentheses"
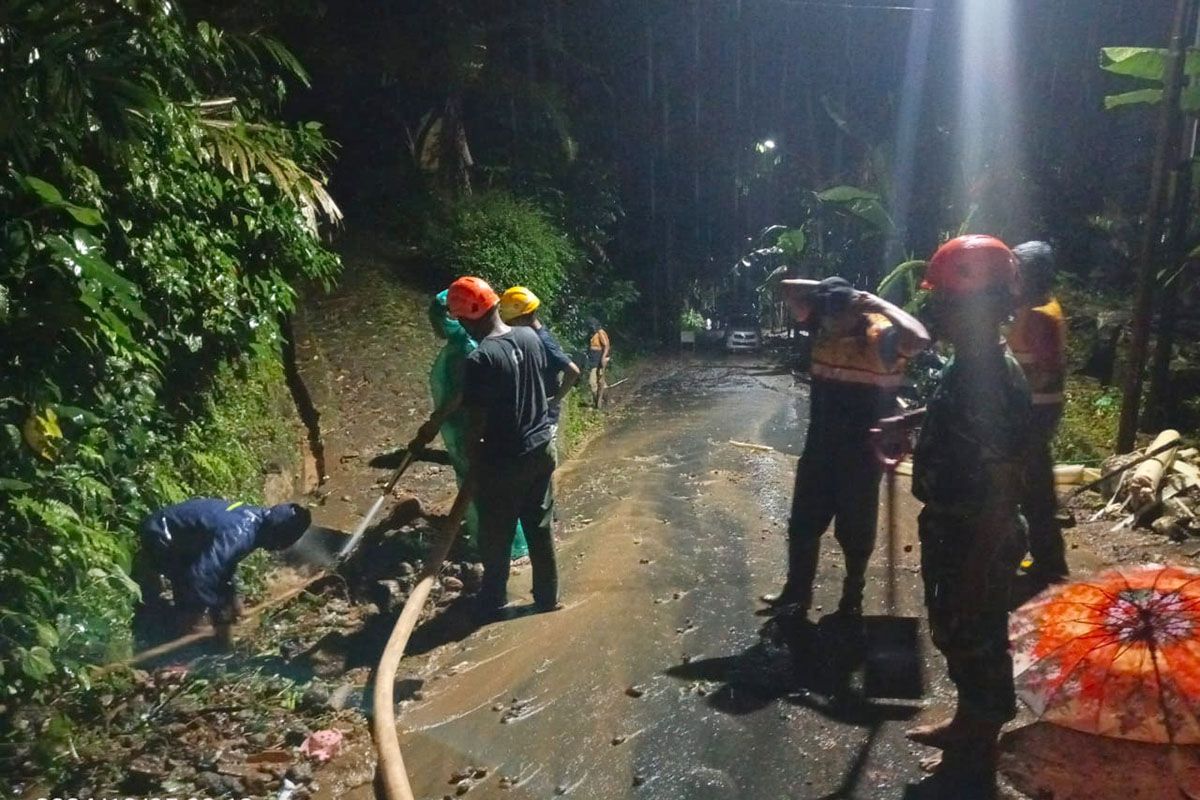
top-left (284, 447), bottom-right (422, 570)
top-left (336, 446), bottom-right (420, 562)
top-left (862, 418), bottom-right (924, 700)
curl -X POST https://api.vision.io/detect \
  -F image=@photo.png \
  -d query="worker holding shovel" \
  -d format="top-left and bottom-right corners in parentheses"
top-left (760, 277), bottom-right (929, 623)
top-left (412, 290), bottom-right (529, 561)
top-left (439, 276), bottom-right (560, 621)
top-left (903, 235), bottom-right (1032, 786)
top-left (585, 317), bottom-right (611, 409)
top-left (133, 499), bottom-right (311, 643)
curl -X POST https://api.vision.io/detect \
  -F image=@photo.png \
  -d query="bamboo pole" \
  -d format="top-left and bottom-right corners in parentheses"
top-left (1127, 430), bottom-right (1182, 511)
top-left (371, 486), bottom-right (473, 800)
top-left (1147, 3), bottom-right (1200, 428)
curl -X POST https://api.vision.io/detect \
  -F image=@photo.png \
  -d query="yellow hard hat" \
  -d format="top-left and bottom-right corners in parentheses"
top-left (499, 286), bottom-right (541, 322)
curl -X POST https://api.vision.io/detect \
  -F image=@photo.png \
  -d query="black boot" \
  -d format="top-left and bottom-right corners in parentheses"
top-left (837, 552), bottom-right (870, 618)
top-left (762, 537), bottom-right (820, 609)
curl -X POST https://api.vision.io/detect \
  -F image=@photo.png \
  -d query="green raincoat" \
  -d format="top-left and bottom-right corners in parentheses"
top-left (429, 292), bottom-right (528, 559)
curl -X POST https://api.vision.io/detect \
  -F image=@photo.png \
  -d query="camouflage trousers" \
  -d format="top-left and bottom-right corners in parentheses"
top-left (919, 507), bottom-right (1026, 724)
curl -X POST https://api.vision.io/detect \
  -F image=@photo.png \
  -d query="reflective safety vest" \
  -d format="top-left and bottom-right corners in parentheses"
top-left (811, 313), bottom-right (906, 389)
top-left (589, 328), bottom-right (610, 353)
top-left (1008, 298), bottom-right (1066, 406)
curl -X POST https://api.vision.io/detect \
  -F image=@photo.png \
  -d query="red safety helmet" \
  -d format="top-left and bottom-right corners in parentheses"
top-left (447, 276), bottom-right (500, 321)
top-left (922, 235), bottom-right (1018, 297)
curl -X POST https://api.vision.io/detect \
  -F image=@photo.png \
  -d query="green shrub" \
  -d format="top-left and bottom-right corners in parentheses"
top-left (680, 308), bottom-right (705, 332)
top-left (424, 190), bottom-right (579, 306)
top-left (0, 2), bottom-right (338, 707)
top-left (1054, 377), bottom-right (1121, 464)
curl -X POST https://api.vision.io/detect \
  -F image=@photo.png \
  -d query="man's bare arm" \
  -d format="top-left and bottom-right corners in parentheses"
top-left (409, 392), bottom-right (463, 451)
top-left (556, 362), bottom-right (582, 404)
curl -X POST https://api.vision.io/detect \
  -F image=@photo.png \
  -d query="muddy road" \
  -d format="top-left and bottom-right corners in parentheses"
top-left (328, 355), bottom-right (965, 800)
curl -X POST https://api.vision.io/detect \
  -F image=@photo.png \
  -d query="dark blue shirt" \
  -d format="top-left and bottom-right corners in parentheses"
top-left (535, 325), bottom-right (575, 425)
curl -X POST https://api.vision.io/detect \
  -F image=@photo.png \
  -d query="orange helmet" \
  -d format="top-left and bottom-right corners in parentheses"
top-left (447, 276), bottom-right (499, 321)
top-left (922, 235), bottom-right (1018, 297)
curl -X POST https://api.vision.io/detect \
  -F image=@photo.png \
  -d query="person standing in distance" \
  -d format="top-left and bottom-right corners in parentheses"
top-left (1009, 241), bottom-right (1069, 586)
top-left (585, 318), bottom-right (611, 409)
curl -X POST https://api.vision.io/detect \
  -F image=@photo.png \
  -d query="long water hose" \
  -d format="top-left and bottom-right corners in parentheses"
top-left (371, 484), bottom-right (474, 800)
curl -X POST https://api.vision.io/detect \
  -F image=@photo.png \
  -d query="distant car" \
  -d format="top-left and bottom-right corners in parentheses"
top-left (725, 316), bottom-right (762, 352)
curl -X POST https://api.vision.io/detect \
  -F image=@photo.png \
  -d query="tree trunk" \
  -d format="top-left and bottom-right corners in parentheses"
top-left (1147, 165), bottom-right (1193, 428)
top-left (732, 0), bottom-right (743, 232)
top-left (693, 0), bottom-right (702, 247)
top-left (1116, 0), bottom-right (1193, 453)
top-left (1147, 2), bottom-right (1200, 429)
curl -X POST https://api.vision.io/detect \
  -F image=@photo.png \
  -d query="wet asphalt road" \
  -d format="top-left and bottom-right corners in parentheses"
top-left (380, 355), bottom-right (959, 799)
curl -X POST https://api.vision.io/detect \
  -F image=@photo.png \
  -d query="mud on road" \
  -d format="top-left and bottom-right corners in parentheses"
top-left (35, 352), bottom-right (1200, 800)
top-left (321, 355), bottom-right (963, 800)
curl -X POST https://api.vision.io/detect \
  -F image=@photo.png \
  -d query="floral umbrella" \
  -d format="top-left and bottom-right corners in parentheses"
top-left (1011, 564), bottom-right (1200, 744)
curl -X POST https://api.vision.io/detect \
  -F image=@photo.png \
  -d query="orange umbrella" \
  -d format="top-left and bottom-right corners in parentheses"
top-left (1011, 564), bottom-right (1200, 744)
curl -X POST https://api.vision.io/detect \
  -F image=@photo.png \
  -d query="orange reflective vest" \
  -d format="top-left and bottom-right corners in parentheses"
top-left (810, 313), bottom-right (906, 389)
top-left (1008, 298), bottom-right (1066, 406)
top-left (589, 328), bottom-right (610, 353)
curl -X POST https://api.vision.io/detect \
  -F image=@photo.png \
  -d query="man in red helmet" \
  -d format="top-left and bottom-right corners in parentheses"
top-left (901, 236), bottom-right (1031, 785)
top-left (413, 276), bottom-right (559, 620)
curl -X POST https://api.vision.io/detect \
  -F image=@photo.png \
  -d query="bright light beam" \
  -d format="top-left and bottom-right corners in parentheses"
top-left (886, 0), bottom-right (935, 267)
top-left (958, 0), bottom-right (1025, 229)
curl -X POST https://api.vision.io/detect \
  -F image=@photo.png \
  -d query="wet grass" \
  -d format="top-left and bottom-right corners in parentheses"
top-left (1052, 284), bottom-right (1122, 465)
top-left (1054, 376), bottom-right (1121, 465)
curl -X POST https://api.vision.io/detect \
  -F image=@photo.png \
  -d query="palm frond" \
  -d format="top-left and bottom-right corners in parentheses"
top-left (196, 112), bottom-right (342, 231)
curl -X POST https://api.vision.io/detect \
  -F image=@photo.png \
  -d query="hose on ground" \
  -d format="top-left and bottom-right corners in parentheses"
top-left (371, 485), bottom-right (474, 800)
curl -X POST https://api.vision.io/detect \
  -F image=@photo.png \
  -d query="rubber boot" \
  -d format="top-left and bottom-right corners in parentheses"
top-left (837, 551), bottom-right (870, 617)
top-left (762, 537), bottom-right (820, 611)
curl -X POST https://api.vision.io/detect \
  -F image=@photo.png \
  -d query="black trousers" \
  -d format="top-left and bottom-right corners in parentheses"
top-left (1023, 404), bottom-right (1067, 575)
top-left (920, 508), bottom-right (1025, 724)
top-left (785, 431), bottom-right (881, 610)
top-left (475, 443), bottom-right (558, 611)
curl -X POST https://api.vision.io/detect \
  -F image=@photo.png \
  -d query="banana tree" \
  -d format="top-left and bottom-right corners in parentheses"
top-left (1099, 33), bottom-right (1199, 440)
top-left (1100, 46), bottom-right (1200, 111)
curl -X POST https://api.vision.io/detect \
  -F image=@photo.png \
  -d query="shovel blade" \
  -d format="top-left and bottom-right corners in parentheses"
top-left (862, 614), bottom-right (923, 700)
top-left (283, 525), bottom-right (349, 569)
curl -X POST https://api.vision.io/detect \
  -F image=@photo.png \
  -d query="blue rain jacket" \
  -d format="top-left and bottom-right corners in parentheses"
top-left (139, 498), bottom-right (302, 610)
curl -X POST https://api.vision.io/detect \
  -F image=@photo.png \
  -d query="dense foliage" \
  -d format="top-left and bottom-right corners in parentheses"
top-left (0, 0), bottom-right (340, 707)
top-left (424, 190), bottom-right (577, 305)
top-left (424, 188), bottom-right (637, 342)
